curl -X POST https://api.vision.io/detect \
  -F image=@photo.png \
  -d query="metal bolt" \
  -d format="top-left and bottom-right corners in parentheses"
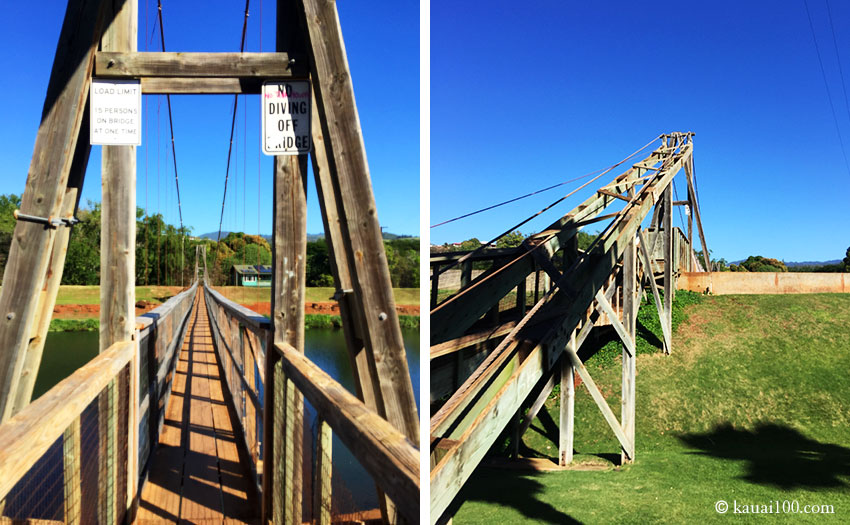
top-left (6, 312), bottom-right (14, 320)
top-left (378, 312), bottom-right (387, 321)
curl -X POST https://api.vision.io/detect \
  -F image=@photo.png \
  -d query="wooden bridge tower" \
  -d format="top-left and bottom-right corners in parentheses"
top-left (0, 1), bottom-right (418, 523)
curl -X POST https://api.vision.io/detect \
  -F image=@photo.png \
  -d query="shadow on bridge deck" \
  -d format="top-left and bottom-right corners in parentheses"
top-left (135, 291), bottom-right (260, 524)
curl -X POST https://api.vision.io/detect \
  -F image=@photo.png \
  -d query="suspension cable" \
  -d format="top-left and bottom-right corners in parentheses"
top-left (156, 0), bottom-right (186, 285)
top-left (803, 0), bottom-right (850, 180)
top-left (213, 0), bottom-right (252, 283)
top-left (432, 135), bottom-right (662, 278)
top-left (430, 169), bottom-right (606, 229)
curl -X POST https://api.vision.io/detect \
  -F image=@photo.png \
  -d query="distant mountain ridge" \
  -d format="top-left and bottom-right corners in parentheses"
top-left (729, 259), bottom-right (842, 267)
top-left (196, 231), bottom-right (417, 242)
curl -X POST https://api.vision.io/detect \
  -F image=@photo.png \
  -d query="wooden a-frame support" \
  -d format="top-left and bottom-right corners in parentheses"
top-left (0, 1), bottom-right (418, 524)
top-left (430, 133), bottom-right (713, 523)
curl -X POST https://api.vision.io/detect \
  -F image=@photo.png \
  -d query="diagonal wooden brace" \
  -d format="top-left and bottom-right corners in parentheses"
top-left (594, 290), bottom-right (635, 358)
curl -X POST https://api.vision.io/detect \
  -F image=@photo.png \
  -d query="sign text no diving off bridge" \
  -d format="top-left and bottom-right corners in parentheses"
top-left (262, 81), bottom-right (311, 155)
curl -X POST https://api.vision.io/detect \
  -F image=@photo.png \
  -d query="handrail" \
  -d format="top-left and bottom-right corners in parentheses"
top-left (0, 340), bottom-right (135, 501)
top-left (275, 342), bottom-right (420, 523)
top-left (203, 284), bottom-right (270, 331)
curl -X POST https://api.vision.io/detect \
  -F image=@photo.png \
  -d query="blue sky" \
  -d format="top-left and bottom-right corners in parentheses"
top-left (430, 0), bottom-right (849, 262)
top-left (0, 0), bottom-right (419, 237)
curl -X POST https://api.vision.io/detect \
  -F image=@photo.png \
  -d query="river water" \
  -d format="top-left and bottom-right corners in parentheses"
top-left (37, 326), bottom-right (420, 513)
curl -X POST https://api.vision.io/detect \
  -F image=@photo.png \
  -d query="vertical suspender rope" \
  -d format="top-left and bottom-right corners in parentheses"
top-left (213, 0), bottom-right (252, 285)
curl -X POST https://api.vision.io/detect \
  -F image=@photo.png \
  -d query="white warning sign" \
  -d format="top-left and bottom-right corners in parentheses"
top-left (90, 79), bottom-right (142, 146)
top-left (262, 81), bottom-right (311, 155)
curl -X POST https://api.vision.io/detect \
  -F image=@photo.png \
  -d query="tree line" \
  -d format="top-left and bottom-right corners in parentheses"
top-left (0, 195), bottom-right (420, 288)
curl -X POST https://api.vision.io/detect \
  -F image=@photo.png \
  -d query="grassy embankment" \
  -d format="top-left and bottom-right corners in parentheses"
top-left (45, 285), bottom-right (419, 331)
top-left (452, 292), bottom-right (850, 524)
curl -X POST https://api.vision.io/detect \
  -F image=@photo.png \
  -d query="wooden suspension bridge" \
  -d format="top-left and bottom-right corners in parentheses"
top-left (429, 132), bottom-right (712, 523)
top-left (0, 1), bottom-right (418, 524)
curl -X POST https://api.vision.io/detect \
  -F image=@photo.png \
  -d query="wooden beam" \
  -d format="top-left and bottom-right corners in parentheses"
top-left (140, 77), bottom-right (264, 94)
top-left (313, 418), bottom-right (332, 525)
top-left (0, 341), bottom-right (134, 501)
top-left (637, 230), bottom-right (671, 353)
top-left (559, 351), bottom-right (575, 466)
top-left (662, 185), bottom-right (673, 354)
top-left (0, 0), bottom-right (106, 423)
top-left (516, 369), bottom-right (556, 439)
top-left (621, 234), bottom-right (636, 464)
top-left (309, 88), bottom-right (376, 412)
top-left (63, 416), bottom-right (82, 524)
top-left (684, 155), bottom-right (712, 281)
top-left (99, 2), bottom-right (136, 522)
top-left (299, 0), bottom-right (420, 454)
top-left (263, 3), bottom-right (310, 522)
top-left (594, 290), bottom-right (634, 357)
top-left (276, 343), bottom-right (419, 523)
top-left (95, 51), bottom-right (292, 78)
top-left (10, 103), bottom-right (91, 415)
top-left (597, 188), bottom-right (630, 202)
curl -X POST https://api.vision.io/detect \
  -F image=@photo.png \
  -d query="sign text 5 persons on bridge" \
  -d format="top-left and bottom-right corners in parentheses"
top-left (262, 81), bottom-right (311, 156)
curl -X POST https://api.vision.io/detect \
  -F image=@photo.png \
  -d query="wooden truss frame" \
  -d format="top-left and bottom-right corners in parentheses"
top-left (0, 1), bottom-right (418, 523)
top-left (429, 132), bottom-right (711, 523)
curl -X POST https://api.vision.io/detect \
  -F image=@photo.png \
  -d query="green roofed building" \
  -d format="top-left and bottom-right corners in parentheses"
top-left (230, 264), bottom-right (272, 287)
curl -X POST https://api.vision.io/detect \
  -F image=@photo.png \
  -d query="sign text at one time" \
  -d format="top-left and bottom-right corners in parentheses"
top-left (90, 79), bottom-right (141, 146)
top-left (262, 81), bottom-right (311, 155)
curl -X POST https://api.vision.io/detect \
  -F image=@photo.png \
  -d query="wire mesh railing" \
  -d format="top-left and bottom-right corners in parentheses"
top-left (201, 262), bottom-right (419, 524)
top-left (0, 341), bottom-right (134, 524)
top-left (0, 279), bottom-right (197, 524)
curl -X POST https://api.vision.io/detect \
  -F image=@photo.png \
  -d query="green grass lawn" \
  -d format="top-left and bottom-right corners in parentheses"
top-left (45, 285), bottom-right (419, 306)
top-left (213, 286), bottom-right (420, 305)
top-left (452, 293), bottom-right (850, 524)
top-left (51, 285), bottom-right (185, 305)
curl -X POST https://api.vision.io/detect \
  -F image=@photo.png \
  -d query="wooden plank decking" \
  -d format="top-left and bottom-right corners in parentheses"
top-left (136, 291), bottom-right (260, 524)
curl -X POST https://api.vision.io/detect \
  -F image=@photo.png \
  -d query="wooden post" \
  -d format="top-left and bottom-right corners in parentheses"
top-left (261, 3), bottom-right (311, 523)
top-left (11, 105), bottom-right (91, 415)
top-left (313, 418), bottom-right (332, 525)
top-left (559, 352), bottom-right (574, 466)
top-left (662, 184), bottom-right (673, 354)
top-left (297, 0), bottom-right (419, 521)
top-left (63, 416), bottom-right (82, 525)
top-left (460, 259), bottom-right (472, 289)
top-left (430, 267), bottom-right (440, 309)
top-left (97, 2), bottom-right (136, 522)
top-left (0, 0), bottom-right (105, 423)
top-left (516, 278), bottom-right (526, 316)
top-left (621, 234), bottom-right (636, 464)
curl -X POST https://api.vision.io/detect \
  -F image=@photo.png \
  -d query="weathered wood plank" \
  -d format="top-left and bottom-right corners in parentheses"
top-left (99, 3), bottom-right (136, 521)
top-left (275, 343), bottom-right (419, 523)
top-left (95, 51), bottom-right (292, 78)
top-left (299, 0), bottom-right (419, 437)
top-left (0, 0), bottom-right (106, 423)
top-left (313, 418), bottom-right (332, 525)
top-left (559, 353), bottom-right (575, 466)
top-left (63, 416), bottom-right (82, 524)
top-left (621, 234), bottom-right (636, 464)
top-left (10, 105), bottom-right (91, 415)
top-left (662, 185), bottom-right (673, 354)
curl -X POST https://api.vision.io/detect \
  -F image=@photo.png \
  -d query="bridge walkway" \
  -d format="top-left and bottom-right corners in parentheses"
top-left (135, 290), bottom-right (260, 524)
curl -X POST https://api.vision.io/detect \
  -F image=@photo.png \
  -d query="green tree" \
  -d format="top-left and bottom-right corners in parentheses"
top-left (0, 194), bottom-right (21, 283)
top-left (495, 230), bottom-right (525, 248)
top-left (844, 246), bottom-right (850, 271)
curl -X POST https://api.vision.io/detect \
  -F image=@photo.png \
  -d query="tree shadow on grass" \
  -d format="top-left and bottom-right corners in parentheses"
top-left (448, 467), bottom-right (581, 524)
top-left (678, 422), bottom-right (850, 490)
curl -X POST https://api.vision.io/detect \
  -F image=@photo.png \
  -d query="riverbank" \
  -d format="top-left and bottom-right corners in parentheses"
top-left (50, 313), bottom-right (419, 332)
top-left (45, 285), bottom-right (419, 327)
